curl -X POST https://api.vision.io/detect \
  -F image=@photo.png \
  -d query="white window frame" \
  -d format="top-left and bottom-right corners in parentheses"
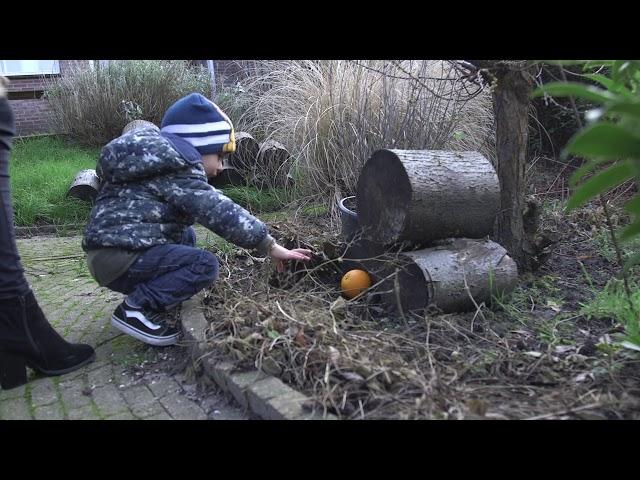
top-left (0, 60), bottom-right (60, 77)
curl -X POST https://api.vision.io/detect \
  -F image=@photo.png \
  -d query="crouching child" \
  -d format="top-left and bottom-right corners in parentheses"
top-left (83, 93), bottom-right (311, 346)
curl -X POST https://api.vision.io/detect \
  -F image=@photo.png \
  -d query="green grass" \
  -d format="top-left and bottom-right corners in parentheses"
top-left (490, 273), bottom-right (576, 348)
top-left (109, 334), bottom-right (154, 368)
top-left (194, 224), bottom-right (235, 253)
top-left (8, 136), bottom-right (305, 228)
top-left (10, 136), bottom-right (100, 226)
top-left (492, 274), bottom-right (563, 319)
top-left (221, 186), bottom-right (289, 214)
top-left (580, 278), bottom-right (640, 349)
top-left (592, 227), bottom-right (640, 266)
top-left (300, 204), bottom-right (329, 217)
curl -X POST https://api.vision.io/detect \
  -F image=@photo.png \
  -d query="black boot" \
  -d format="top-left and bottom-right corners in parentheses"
top-left (0, 291), bottom-right (95, 389)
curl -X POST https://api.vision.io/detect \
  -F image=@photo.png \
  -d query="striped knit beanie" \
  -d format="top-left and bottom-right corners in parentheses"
top-left (160, 93), bottom-right (235, 155)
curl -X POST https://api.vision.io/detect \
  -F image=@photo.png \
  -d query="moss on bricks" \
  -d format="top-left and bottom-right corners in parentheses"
top-left (24, 383), bottom-right (36, 419)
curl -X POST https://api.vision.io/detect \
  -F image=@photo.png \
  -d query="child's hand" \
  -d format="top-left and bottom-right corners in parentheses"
top-left (269, 243), bottom-right (313, 273)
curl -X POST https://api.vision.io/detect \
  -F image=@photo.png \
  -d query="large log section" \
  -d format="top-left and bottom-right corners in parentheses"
top-left (229, 131), bottom-right (260, 175)
top-left (258, 139), bottom-right (291, 188)
top-left (371, 238), bottom-right (518, 313)
top-left (356, 149), bottom-right (500, 246)
top-left (210, 132), bottom-right (258, 187)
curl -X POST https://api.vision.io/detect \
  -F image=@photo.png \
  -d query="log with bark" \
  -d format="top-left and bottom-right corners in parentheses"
top-left (67, 169), bottom-right (100, 203)
top-left (228, 131), bottom-right (259, 176)
top-left (368, 238), bottom-right (518, 313)
top-left (258, 139), bottom-right (292, 188)
top-left (356, 149), bottom-right (500, 246)
top-left (208, 167), bottom-right (245, 188)
top-left (122, 120), bottom-right (158, 135)
top-left (210, 132), bottom-right (260, 187)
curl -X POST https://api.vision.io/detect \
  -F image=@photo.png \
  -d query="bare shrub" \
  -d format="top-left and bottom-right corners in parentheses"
top-left (234, 60), bottom-right (495, 213)
top-left (45, 60), bottom-right (211, 146)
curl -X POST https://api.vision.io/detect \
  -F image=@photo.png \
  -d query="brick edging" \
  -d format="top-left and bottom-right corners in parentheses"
top-left (180, 293), bottom-right (337, 420)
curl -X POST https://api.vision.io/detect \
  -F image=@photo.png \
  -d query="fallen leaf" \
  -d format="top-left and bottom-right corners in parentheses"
top-left (511, 329), bottom-right (533, 337)
top-left (340, 371), bottom-right (365, 382)
top-left (260, 357), bottom-right (282, 376)
top-left (597, 334), bottom-right (612, 345)
top-left (620, 341), bottom-right (640, 352)
top-left (330, 297), bottom-right (348, 318)
top-left (546, 300), bottom-right (562, 312)
top-left (467, 399), bottom-right (488, 417)
top-left (524, 351), bottom-right (543, 358)
top-left (328, 346), bottom-right (340, 364)
top-left (567, 353), bottom-right (589, 363)
top-left (573, 372), bottom-right (594, 383)
top-left (267, 330), bottom-right (280, 340)
top-left (484, 413), bottom-right (509, 420)
top-left (294, 328), bottom-right (307, 348)
top-left (554, 345), bottom-right (575, 354)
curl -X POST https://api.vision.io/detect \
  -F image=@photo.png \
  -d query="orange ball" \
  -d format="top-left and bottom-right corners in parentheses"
top-left (341, 269), bottom-right (372, 299)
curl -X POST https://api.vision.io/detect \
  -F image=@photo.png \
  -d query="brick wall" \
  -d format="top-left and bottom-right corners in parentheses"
top-left (6, 60), bottom-right (240, 136)
top-left (6, 60), bottom-right (91, 137)
top-left (11, 98), bottom-right (54, 137)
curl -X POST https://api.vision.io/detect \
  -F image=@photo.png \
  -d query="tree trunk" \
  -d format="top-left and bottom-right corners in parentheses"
top-left (370, 238), bottom-right (518, 313)
top-left (356, 149), bottom-right (500, 246)
top-left (474, 61), bottom-right (535, 270)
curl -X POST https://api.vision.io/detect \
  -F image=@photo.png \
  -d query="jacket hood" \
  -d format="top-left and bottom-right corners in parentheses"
top-left (98, 127), bottom-right (202, 183)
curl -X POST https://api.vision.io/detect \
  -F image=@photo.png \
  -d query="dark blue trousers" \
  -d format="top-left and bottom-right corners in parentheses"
top-left (106, 227), bottom-right (219, 311)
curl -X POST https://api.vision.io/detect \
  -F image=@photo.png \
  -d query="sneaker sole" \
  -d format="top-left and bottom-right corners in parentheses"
top-left (110, 315), bottom-right (180, 347)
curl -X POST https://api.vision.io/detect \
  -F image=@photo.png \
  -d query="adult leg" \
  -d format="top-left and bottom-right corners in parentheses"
top-left (0, 96), bottom-right (95, 390)
top-left (0, 95), bottom-right (29, 297)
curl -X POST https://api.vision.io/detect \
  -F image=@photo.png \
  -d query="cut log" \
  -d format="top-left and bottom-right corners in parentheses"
top-left (209, 166), bottom-right (245, 188)
top-left (370, 238), bottom-right (518, 313)
top-left (228, 131), bottom-right (259, 176)
top-left (258, 139), bottom-right (291, 188)
top-left (356, 150), bottom-right (500, 246)
top-left (122, 120), bottom-right (158, 135)
top-left (67, 169), bottom-right (100, 202)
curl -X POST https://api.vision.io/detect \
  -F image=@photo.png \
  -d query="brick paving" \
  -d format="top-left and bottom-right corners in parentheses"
top-left (0, 233), bottom-right (249, 420)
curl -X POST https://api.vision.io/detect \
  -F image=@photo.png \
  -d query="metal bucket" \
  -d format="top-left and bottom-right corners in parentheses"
top-left (336, 195), bottom-right (387, 273)
top-left (67, 169), bottom-right (100, 202)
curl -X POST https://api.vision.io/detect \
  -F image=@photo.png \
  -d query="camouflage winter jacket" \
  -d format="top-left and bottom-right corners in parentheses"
top-left (82, 127), bottom-right (273, 253)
